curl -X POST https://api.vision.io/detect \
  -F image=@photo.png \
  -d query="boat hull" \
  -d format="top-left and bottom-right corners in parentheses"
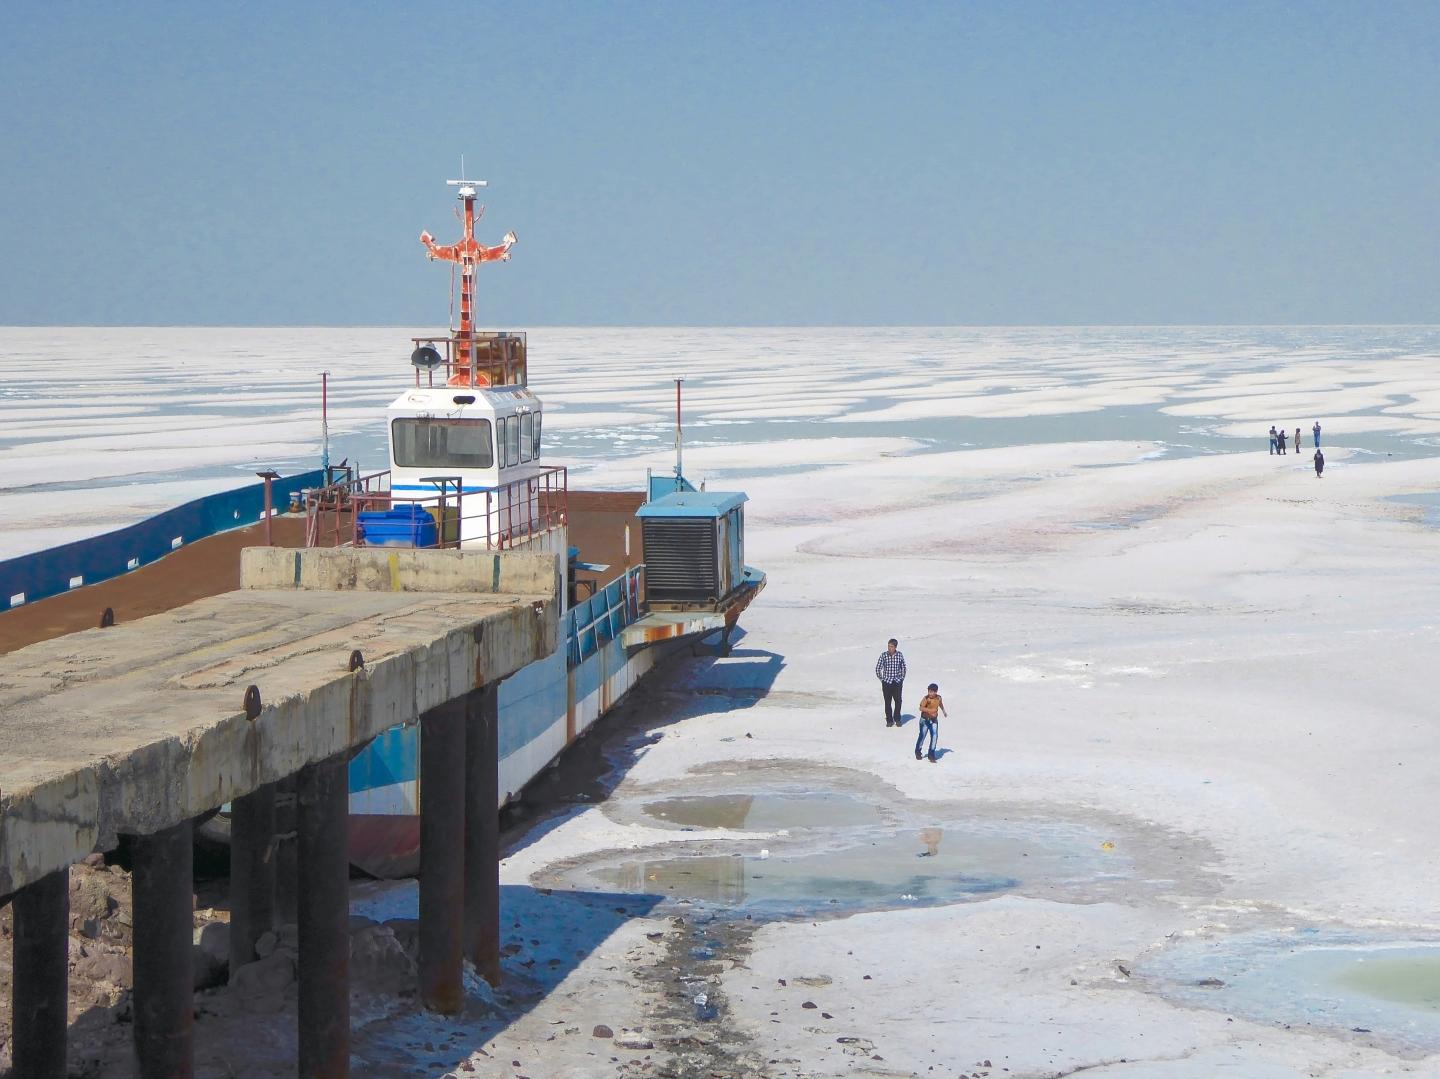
top-left (345, 616), bottom-right (674, 877)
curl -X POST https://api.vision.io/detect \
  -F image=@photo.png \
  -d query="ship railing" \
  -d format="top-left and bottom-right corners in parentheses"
top-left (567, 563), bottom-right (646, 669)
top-left (303, 465), bottom-right (568, 552)
top-left (301, 467), bottom-right (392, 549)
top-left (411, 330), bottom-right (528, 388)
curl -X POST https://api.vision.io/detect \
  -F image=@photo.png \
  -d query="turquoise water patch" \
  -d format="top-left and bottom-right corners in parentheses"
top-left (1144, 932), bottom-right (1440, 1054)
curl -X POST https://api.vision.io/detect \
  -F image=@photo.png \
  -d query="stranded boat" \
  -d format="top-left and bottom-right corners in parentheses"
top-left (307, 176), bottom-right (765, 875)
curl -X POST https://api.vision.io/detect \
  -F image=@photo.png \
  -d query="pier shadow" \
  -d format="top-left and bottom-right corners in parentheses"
top-left (499, 627), bottom-right (786, 861)
top-left (349, 883), bottom-right (665, 1076)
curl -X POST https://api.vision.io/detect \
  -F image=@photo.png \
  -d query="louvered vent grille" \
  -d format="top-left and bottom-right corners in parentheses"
top-left (642, 518), bottom-right (718, 602)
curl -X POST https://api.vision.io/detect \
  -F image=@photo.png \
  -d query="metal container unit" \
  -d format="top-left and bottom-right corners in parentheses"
top-left (636, 490), bottom-right (748, 608)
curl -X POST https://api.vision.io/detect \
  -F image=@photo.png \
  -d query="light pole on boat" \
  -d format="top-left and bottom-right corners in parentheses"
top-left (255, 471), bottom-right (280, 545)
top-left (674, 376), bottom-right (685, 484)
top-left (321, 370), bottom-right (331, 478)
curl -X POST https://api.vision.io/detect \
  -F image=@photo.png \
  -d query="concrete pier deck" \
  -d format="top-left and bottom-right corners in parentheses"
top-left (0, 546), bottom-right (559, 897)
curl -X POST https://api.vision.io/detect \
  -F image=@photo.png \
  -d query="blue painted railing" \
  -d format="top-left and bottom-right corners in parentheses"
top-left (0, 468), bottom-right (327, 610)
top-left (567, 565), bottom-right (644, 668)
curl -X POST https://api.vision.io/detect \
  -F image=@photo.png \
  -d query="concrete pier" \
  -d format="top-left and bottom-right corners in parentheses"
top-left (0, 545), bottom-right (561, 1074)
top-left (11, 867), bottom-right (70, 1079)
top-left (465, 684), bottom-right (502, 985)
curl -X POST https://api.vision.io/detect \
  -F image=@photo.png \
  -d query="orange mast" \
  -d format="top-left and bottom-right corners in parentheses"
top-left (419, 178), bottom-right (516, 386)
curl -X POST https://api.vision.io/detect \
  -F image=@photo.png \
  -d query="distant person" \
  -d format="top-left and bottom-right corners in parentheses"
top-left (1295, 428), bottom-right (1302, 455)
top-left (1269, 426), bottom-right (1278, 455)
top-left (1278, 428), bottom-right (1288, 454)
top-left (876, 638), bottom-right (906, 727)
top-left (915, 683), bottom-right (947, 762)
top-left (1313, 421), bottom-right (1322, 448)
top-left (1314, 449), bottom-right (1325, 477)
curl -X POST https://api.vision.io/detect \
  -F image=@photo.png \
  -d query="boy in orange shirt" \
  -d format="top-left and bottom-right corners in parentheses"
top-left (915, 683), bottom-right (947, 763)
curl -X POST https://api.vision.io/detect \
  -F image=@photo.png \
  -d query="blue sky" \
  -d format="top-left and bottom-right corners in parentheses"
top-left (2, 2), bottom-right (1437, 325)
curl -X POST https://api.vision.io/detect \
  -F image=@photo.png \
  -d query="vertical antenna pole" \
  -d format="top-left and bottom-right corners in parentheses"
top-left (674, 377), bottom-right (684, 481)
top-left (459, 194), bottom-right (476, 383)
top-left (321, 371), bottom-right (331, 474)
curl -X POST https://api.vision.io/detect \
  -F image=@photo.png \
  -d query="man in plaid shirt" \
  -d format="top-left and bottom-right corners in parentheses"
top-left (875, 638), bottom-right (906, 727)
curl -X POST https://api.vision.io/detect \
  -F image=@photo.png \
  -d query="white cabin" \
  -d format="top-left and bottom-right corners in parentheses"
top-left (385, 384), bottom-right (547, 548)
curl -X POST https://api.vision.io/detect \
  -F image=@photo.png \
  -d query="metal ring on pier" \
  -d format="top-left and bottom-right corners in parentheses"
top-left (243, 684), bottom-right (262, 721)
top-left (348, 649), bottom-right (365, 672)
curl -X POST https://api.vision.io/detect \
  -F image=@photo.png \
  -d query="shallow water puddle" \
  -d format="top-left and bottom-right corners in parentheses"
top-left (641, 791), bottom-right (881, 831)
top-left (1386, 491), bottom-right (1440, 529)
top-left (1146, 934), bottom-right (1440, 1053)
top-left (568, 816), bottom-right (1131, 916)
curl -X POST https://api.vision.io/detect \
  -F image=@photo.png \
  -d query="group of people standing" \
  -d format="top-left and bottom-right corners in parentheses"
top-left (1269, 421), bottom-right (1325, 477)
top-left (875, 639), bottom-right (947, 762)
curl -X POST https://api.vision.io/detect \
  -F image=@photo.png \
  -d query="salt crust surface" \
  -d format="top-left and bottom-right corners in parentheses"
top-left (468, 434), bottom-right (1440, 1075)
top-left (4, 325), bottom-right (1440, 557)
top-left (8, 327), bottom-right (1440, 1073)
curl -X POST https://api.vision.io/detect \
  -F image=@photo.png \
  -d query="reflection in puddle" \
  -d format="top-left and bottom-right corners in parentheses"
top-left (1147, 935), bottom-right (1440, 1053)
top-left (642, 791), bottom-right (882, 831)
top-left (580, 818), bottom-right (1127, 915)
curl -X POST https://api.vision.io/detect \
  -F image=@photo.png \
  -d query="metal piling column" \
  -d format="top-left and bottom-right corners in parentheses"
top-left (464, 684), bottom-right (501, 986)
top-left (131, 820), bottom-right (194, 1079)
top-left (229, 781), bottom-right (276, 975)
top-left (296, 753), bottom-right (350, 1078)
top-left (273, 776), bottom-right (299, 923)
top-left (419, 700), bottom-right (466, 1013)
top-left (12, 866), bottom-right (70, 1078)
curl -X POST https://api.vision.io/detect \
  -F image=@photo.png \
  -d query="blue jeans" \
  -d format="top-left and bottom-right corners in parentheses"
top-left (916, 717), bottom-right (938, 756)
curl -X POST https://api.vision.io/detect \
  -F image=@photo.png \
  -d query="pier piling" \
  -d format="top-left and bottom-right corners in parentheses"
top-left (273, 776), bottom-right (299, 923)
top-left (229, 781), bottom-right (276, 974)
top-left (464, 683), bottom-right (501, 985)
top-left (297, 753), bottom-right (350, 1077)
top-left (131, 820), bottom-right (194, 1079)
top-left (419, 699), bottom-right (466, 1014)
top-left (12, 866), bottom-right (70, 1079)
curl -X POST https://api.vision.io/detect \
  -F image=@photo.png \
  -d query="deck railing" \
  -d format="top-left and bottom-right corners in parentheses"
top-left (411, 330), bottom-right (528, 388)
top-left (303, 465), bottom-right (567, 551)
top-left (567, 564), bottom-right (645, 669)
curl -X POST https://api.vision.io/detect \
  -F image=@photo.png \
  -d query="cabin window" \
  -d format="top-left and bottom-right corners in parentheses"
top-left (519, 413), bottom-right (534, 463)
top-left (507, 413), bottom-right (521, 467)
top-left (391, 418), bottom-right (493, 469)
top-left (495, 417), bottom-right (510, 468)
top-left (533, 412), bottom-right (542, 459)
